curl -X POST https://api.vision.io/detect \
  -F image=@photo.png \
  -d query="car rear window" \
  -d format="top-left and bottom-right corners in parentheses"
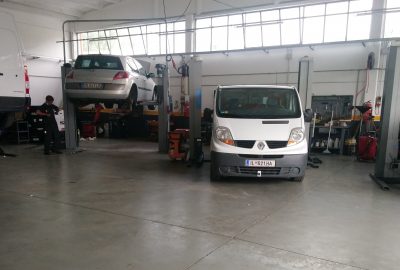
top-left (74, 55), bottom-right (123, 70)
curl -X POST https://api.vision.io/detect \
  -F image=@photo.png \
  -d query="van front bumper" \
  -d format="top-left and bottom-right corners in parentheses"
top-left (211, 151), bottom-right (307, 178)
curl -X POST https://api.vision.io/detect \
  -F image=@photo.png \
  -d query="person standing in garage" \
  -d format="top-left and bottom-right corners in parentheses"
top-left (36, 95), bottom-right (62, 155)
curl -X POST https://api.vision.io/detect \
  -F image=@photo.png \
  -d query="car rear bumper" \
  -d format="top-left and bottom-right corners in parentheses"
top-left (65, 89), bottom-right (129, 101)
top-left (211, 151), bottom-right (307, 178)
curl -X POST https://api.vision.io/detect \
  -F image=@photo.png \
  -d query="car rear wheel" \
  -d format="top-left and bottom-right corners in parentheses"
top-left (153, 86), bottom-right (161, 104)
top-left (120, 86), bottom-right (138, 110)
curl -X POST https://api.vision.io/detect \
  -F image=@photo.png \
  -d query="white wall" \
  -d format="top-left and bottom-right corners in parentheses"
top-left (0, 7), bottom-right (70, 107)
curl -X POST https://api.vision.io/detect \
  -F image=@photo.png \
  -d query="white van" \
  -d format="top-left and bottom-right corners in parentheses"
top-left (210, 85), bottom-right (307, 182)
top-left (0, 10), bottom-right (30, 126)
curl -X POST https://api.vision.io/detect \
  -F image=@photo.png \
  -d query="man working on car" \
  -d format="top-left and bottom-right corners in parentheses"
top-left (36, 95), bottom-right (62, 155)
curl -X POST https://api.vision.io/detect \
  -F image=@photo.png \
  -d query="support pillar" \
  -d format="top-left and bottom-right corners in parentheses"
top-left (61, 65), bottom-right (78, 152)
top-left (297, 56), bottom-right (313, 109)
top-left (371, 44), bottom-right (400, 189)
top-left (158, 67), bottom-right (170, 153)
top-left (189, 57), bottom-right (202, 160)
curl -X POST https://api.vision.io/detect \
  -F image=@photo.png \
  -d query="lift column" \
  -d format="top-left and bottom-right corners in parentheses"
top-left (61, 65), bottom-right (79, 152)
top-left (372, 43), bottom-right (400, 189)
top-left (158, 66), bottom-right (170, 153)
top-left (188, 57), bottom-right (202, 160)
top-left (298, 57), bottom-right (314, 153)
top-left (297, 56), bottom-right (313, 109)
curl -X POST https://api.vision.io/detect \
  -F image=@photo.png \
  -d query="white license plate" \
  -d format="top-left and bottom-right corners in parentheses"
top-left (245, 160), bottom-right (276, 167)
top-left (82, 82), bottom-right (103, 89)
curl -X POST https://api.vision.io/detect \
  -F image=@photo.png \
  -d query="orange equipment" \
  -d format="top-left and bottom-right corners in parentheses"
top-left (168, 129), bottom-right (190, 160)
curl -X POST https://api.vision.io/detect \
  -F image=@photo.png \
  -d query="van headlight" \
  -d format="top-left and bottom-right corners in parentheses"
top-left (215, 126), bottom-right (235, 146)
top-left (288, 128), bottom-right (305, 146)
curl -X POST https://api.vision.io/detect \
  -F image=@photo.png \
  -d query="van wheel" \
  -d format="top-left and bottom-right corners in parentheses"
top-left (291, 176), bottom-right (304, 182)
top-left (210, 162), bottom-right (222, 181)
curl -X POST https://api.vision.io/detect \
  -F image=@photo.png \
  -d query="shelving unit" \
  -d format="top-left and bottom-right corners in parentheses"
top-left (310, 125), bottom-right (350, 155)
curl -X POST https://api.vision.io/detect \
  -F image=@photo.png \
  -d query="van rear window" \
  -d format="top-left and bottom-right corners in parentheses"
top-left (216, 87), bottom-right (301, 119)
top-left (74, 55), bottom-right (123, 70)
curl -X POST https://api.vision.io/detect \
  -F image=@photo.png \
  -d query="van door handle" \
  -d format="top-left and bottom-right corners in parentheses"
top-left (0, 73), bottom-right (3, 76)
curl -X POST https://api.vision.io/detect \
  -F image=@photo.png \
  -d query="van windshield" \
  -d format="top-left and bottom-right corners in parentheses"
top-left (74, 55), bottom-right (123, 70)
top-left (216, 87), bottom-right (301, 119)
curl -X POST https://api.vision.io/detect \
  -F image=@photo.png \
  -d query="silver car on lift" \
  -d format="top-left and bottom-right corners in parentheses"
top-left (65, 54), bottom-right (157, 109)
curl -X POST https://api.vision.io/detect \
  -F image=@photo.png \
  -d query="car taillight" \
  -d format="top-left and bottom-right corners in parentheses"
top-left (113, 71), bottom-right (129, 80)
top-left (24, 65), bottom-right (30, 95)
top-left (66, 70), bottom-right (74, 79)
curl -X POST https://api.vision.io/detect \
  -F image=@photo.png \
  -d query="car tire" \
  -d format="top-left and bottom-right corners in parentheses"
top-left (120, 86), bottom-right (138, 110)
top-left (153, 86), bottom-right (161, 104)
top-left (291, 176), bottom-right (304, 182)
top-left (210, 162), bottom-right (222, 182)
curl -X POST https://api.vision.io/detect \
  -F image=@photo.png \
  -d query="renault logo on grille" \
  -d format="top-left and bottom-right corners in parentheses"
top-left (257, 142), bottom-right (265, 150)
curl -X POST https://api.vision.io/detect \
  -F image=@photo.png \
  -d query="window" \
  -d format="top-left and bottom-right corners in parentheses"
top-left (304, 4), bottom-right (325, 17)
top-left (74, 55), bottom-right (123, 70)
top-left (77, 33), bottom-right (89, 54)
top-left (280, 8), bottom-right (300, 45)
top-left (228, 15), bottom-right (244, 50)
top-left (347, 13), bottom-right (371, 40)
top-left (87, 31), bottom-right (99, 54)
top-left (212, 16), bottom-right (228, 51)
top-left (245, 12), bottom-right (262, 48)
top-left (300, 5), bottom-right (326, 44)
top-left (324, 14), bottom-right (347, 42)
top-left (261, 10), bottom-right (281, 46)
top-left (281, 18), bottom-right (300, 45)
top-left (326, 2), bottom-right (348, 15)
top-left (347, 0), bottom-right (372, 40)
top-left (303, 17), bottom-right (324, 44)
top-left (117, 29), bottom-right (133, 56)
top-left (76, 0), bottom-right (382, 56)
top-left (77, 20), bottom-right (185, 56)
top-left (385, 0), bottom-right (400, 38)
top-left (174, 21), bottom-right (186, 53)
top-left (196, 18), bottom-right (212, 52)
top-left (133, 59), bottom-right (146, 76)
top-left (146, 24), bottom-right (160, 55)
top-left (192, 1), bottom-right (376, 52)
top-left (130, 26), bottom-right (147, 55)
top-left (216, 87), bottom-right (301, 119)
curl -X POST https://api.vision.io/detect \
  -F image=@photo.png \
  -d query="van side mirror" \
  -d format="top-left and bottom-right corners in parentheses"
top-left (147, 72), bottom-right (155, 78)
top-left (304, 108), bottom-right (313, 123)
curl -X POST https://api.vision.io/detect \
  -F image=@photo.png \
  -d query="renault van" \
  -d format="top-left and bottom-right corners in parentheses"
top-left (210, 85), bottom-right (307, 182)
top-left (0, 10), bottom-right (30, 126)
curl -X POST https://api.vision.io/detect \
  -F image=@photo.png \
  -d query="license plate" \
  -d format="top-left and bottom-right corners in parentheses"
top-left (245, 160), bottom-right (276, 167)
top-left (82, 82), bottom-right (103, 89)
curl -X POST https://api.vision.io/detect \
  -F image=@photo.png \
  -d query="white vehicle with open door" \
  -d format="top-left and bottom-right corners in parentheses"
top-left (210, 85), bottom-right (307, 182)
top-left (0, 10), bottom-right (30, 128)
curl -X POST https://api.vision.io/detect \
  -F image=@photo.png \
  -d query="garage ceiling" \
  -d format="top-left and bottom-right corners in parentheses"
top-left (0, 0), bottom-right (123, 17)
top-left (0, 0), bottom-right (336, 18)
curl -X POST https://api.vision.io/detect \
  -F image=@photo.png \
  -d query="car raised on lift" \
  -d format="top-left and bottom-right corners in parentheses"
top-left (65, 54), bottom-right (157, 109)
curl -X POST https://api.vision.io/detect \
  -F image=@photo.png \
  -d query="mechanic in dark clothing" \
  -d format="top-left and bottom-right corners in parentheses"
top-left (36, 95), bottom-right (62, 155)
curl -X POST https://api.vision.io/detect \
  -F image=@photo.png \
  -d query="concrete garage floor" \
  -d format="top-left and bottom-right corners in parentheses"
top-left (1, 139), bottom-right (400, 270)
